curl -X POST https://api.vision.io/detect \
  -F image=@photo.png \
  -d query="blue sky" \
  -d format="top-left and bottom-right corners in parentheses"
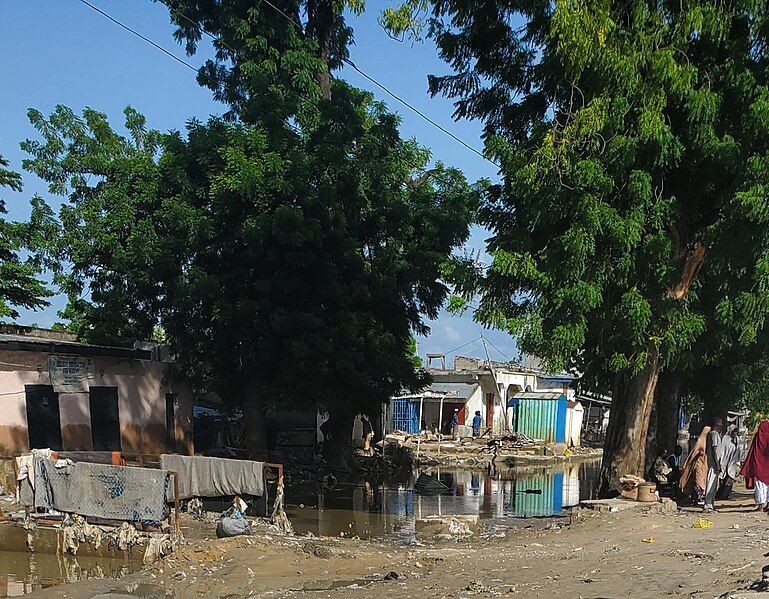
top-left (0, 0), bottom-right (518, 365)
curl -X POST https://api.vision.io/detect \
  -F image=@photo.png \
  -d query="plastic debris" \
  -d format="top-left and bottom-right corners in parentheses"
top-left (143, 534), bottom-right (177, 565)
top-left (641, 536), bottom-right (654, 543)
top-left (692, 518), bottom-right (713, 528)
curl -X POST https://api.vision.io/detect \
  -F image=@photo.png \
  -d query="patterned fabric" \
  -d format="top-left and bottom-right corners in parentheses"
top-left (29, 458), bottom-right (170, 523)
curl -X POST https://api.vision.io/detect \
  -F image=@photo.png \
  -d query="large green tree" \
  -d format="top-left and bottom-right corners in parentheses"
top-left (0, 154), bottom-right (50, 319)
top-left (159, 0), bottom-right (362, 122)
top-left (23, 89), bottom-right (473, 461)
top-left (413, 0), bottom-right (769, 491)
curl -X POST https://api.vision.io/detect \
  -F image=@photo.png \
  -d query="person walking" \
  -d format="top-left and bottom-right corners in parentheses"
top-left (741, 420), bottom-right (769, 511)
top-left (716, 424), bottom-right (741, 500)
top-left (472, 410), bottom-right (483, 437)
top-left (681, 427), bottom-right (710, 504)
top-left (704, 416), bottom-right (724, 512)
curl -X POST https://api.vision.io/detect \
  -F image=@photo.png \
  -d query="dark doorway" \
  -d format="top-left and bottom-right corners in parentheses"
top-left (25, 385), bottom-right (62, 450)
top-left (165, 393), bottom-right (177, 452)
top-left (89, 387), bottom-right (121, 451)
top-left (486, 393), bottom-right (495, 429)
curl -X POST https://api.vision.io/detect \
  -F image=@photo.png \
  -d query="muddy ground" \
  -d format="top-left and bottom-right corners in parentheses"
top-left (23, 485), bottom-right (769, 598)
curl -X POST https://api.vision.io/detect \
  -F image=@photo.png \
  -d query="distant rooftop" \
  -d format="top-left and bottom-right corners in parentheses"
top-left (0, 324), bottom-right (153, 360)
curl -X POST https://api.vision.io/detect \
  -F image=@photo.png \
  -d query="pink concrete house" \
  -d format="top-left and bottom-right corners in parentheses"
top-left (0, 326), bottom-right (193, 456)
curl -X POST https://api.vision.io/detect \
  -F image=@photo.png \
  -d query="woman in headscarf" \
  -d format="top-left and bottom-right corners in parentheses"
top-left (680, 425), bottom-right (711, 504)
top-left (741, 420), bottom-right (769, 510)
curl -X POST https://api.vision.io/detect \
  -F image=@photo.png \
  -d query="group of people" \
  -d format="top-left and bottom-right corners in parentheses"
top-left (677, 417), bottom-right (769, 512)
top-left (679, 417), bottom-right (740, 511)
top-left (448, 409), bottom-right (485, 440)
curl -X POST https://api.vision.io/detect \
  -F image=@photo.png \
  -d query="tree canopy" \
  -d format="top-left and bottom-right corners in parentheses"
top-left (23, 83), bottom-right (474, 458)
top-left (413, 0), bottom-right (769, 489)
top-left (0, 154), bottom-right (50, 320)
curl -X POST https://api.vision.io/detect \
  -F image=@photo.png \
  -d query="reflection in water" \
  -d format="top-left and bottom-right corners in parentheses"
top-left (0, 552), bottom-right (141, 596)
top-left (286, 459), bottom-right (601, 540)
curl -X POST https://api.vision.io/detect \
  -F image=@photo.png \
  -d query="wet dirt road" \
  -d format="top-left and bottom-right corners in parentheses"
top-left (20, 486), bottom-right (769, 599)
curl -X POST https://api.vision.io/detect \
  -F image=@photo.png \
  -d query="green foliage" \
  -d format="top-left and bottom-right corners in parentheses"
top-left (159, 0), bottom-right (359, 126)
top-left (379, 0), bottom-right (429, 41)
top-left (0, 154), bottom-right (50, 320)
top-left (21, 106), bottom-right (163, 344)
top-left (23, 86), bottom-right (474, 418)
top-left (426, 0), bottom-right (769, 393)
top-left (407, 336), bottom-right (422, 369)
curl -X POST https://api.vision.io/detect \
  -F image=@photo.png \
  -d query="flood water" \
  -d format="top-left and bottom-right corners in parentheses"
top-left (0, 459), bottom-right (600, 595)
top-left (285, 459), bottom-right (601, 540)
top-left (0, 551), bottom-right (142, 596)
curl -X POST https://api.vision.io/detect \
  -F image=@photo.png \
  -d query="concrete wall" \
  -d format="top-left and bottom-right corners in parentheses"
top-left (0, 349), bottom-right (193, 456)
top-left (464, 372), bottom-right (531, 434)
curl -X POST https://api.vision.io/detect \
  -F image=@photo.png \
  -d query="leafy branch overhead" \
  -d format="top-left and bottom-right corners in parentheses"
top-left (0, 154), bottom-right (51, 320)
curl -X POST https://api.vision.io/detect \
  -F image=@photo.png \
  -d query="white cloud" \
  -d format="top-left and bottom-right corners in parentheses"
top-left (442, 324), bottom-right (462, 343)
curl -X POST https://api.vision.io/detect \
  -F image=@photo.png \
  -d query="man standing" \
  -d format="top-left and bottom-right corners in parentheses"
top-left (451, 409), bottom-right (460, 441)
top-left (472, 410), bottom-right (483, 437)
top-left (704, 416), bottom-right (724, 512)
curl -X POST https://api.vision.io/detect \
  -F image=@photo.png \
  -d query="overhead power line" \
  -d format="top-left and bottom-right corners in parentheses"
top-left (483, 334), bottom-right (515, 363)
top-left (80, 0), bottom-right (496, 167)
top-left (442, 335), bottom-right (483, 356)
top-left (76, 0), bottom-right (302, 135)
top-left (342, 60), bottom-right (494, 166)
top-left (257, 0), bottom-right (497, 167)
top-left (165, 0), bottom-right (498, 168)
top-left (77, 0), bottom-right (197, 73)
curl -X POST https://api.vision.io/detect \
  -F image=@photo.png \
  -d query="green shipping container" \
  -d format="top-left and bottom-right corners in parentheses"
top-left (507, 392), bottom-right (568, 443)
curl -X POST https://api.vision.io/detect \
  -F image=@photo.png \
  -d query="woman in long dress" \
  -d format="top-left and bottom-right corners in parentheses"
top-left (741, 420), bottom-right (769, 510)
top-left (680, 426), bottom-right (711, 503)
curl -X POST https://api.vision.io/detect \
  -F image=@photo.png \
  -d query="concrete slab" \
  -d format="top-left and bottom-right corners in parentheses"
top-left (579, 497), bottom-right (677, 513)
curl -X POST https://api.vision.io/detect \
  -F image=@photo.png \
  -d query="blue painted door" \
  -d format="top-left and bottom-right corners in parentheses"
top-left (392, 398), bottom-right (420, 433)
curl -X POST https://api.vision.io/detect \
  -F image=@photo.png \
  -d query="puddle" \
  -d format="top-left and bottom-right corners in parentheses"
top-left (285, 459), bottom-right (601, 540)
top-left (0, 460), bottom-right (601, 594)
top-left (0, 551), bottom-right (143, 596)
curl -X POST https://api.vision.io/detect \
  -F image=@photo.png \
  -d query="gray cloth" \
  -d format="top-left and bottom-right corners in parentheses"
top-left (160, 454), bottom-right (264, 500)
top-left (704, 468), bottom-right (719, 510)
top-left (18, 478), bottom-right (34, 506)
top-left (32, 458), bottom-right (170, 522)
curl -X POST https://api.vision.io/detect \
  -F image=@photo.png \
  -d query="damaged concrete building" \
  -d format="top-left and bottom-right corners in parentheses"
top-left (0, 325), bottom-right (193, 456)
top-left (388, 354), bottom-right (579, 439)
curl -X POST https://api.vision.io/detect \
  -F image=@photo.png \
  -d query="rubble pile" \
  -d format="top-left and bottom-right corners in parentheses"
top-left (381, 431), bottom-right (601, 467)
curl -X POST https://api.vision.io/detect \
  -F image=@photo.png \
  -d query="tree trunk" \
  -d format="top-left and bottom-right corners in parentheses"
top-left (242, 379), bottom-right (268, 460)
top-left (598, 346), bottom-right (660, 496)
top-left (643, 370), bottom-right (681, 476)
top-left (644, 395), bottom-right (659, 479)
top-left (655, 370), bottom-right (682, 456)
top-left (321, 408), bottom-right (360, 473)
top-left (306, 0), bottom-right (334, 100)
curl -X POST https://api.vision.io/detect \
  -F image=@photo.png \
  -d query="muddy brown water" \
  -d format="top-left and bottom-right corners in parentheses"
top-left (284, 459), bottom-right (601, 540)
top-left (0, 551), bottom-right (142, 596)
top-left (0, 459), bottom-right (600, 595)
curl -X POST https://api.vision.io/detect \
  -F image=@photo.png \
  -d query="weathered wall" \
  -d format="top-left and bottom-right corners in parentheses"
top-left (0, 350), bottom-right (193, 456)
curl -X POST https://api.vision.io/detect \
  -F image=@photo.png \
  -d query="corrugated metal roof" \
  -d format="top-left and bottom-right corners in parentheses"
top-left (537, 373), bottom-right (577, 381)
top-left (427, 381), bottom-right (479, 400)
top-left (510, 391), bottom-right (565, 401)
